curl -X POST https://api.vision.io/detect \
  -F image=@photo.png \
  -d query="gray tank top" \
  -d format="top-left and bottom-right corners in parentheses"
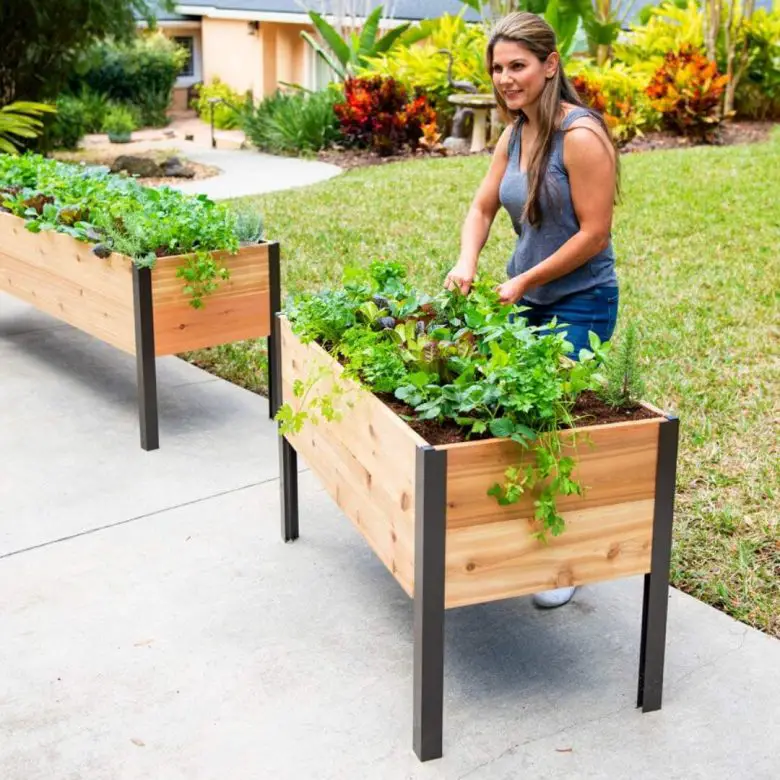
top-left (499, 107), bottom-right (618, 305)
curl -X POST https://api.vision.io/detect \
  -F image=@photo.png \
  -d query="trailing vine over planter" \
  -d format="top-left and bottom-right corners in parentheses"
top-left (276, 262), bottom-right (639, 542)
top-left (0, 153), bottom-right (258, 308)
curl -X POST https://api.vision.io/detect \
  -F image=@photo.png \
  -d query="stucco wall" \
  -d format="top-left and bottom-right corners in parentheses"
top-left (269, 24), bottom-right (308, 90)
top-left (161, 18), bottom-right (317, 100)
top-left (201, 20), bottom-right (311, 98)
top-left (201, 18), bottom-right (264, 99)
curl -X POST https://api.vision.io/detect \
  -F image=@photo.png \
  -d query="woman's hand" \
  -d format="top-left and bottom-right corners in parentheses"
top-left (495, 274), bottom-right (528, 305)
top-left (444, 262), bottom-right (476, 295)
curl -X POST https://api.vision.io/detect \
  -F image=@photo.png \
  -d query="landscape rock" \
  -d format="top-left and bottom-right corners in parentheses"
top-left (162, 156), bottom-right (196, 179)
top-left (110, 156), bottom-right (163, 178)
top-left (442, 137), bottom-right (471, 154)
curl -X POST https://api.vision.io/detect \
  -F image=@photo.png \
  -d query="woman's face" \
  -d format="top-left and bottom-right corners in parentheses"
top-left (491, 40), bottom-right (557, 112)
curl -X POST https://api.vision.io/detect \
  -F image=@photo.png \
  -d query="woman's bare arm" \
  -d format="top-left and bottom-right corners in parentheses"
top-left (445, 124), bottom-right (513, 293)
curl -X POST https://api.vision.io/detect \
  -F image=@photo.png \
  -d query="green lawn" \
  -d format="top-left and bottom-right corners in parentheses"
top-left (186, 127), bottom-right (780, 637)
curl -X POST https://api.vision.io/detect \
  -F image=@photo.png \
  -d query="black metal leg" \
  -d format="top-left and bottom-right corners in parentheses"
top-left (132, 265), bottom-right (159, 451)
top-left (637, 416), bottom-right (679, 711)
top-left (272, 299), bottom-right (298, 540)
top-left (266, 242), bottom-right (281, 420)
top-left (280, 435), bottom-right (299, 541)
top-left (413, 445), bottom-right (447, 762)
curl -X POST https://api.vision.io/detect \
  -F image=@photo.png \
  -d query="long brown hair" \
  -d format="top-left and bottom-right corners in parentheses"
top-left (486, 12), bottom-right (619, 227)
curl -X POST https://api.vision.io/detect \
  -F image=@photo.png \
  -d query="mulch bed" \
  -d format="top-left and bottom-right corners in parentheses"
top-left (316, 120), bottom-right (776, 170)
top-left (620, 119), bottom-right (776, 154)
top-left (379, 390), bottom-right (660, 446)
top-left (316, 145), bottom-right (490, 170)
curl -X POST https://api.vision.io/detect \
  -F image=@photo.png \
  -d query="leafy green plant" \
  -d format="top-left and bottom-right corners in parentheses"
top-left (44, 95), bottom-right (87, 150)
top-left (0, 0), bottom-right (161, 106)
top-left (72, 86), bottom-right (113, 133)
top-left (277, 261), bottom-right (620, 541)
top-left (613, 0), bottom-right (705, 77)
top-left (596, 321), bottom-right (646, 408)
top-left (460, 0), bottom-right (589, 60)
top-left (71, 30), bottom-right (187, 127)
top-left (242, 87), bottom-right (341, 154)
top-left (175, 250), bottom-right (231, 309)
top-left (231, 203), bottom-right (264, 244)
top-left (360, 12), bottom-right (490, 113)
top-left (191, 77), bottom-right (250, 130)
top-left (734, 6), bottom-right (780, 119)
top-left (102, 104), bottom-right (136, 138)
top-left (0, 102), bottom-right (56, 154)
top-left (302, 5), bottom-right (411, 79)
top-left (0, 153), bottom-right (253, 308)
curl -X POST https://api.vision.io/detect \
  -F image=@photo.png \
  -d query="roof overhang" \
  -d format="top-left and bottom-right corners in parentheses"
top-left (174, 5), bottom-right (411, 27)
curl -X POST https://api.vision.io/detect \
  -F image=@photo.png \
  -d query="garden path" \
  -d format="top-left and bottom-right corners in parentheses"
top-left (79, 110), bottom-right (343, 199)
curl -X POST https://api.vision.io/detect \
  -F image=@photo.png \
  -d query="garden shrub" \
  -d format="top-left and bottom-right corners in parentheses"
top-left (645, 44), bottom-right (729, 141)
top-left (567, 61), bottom-right (660, 145)
top-left (359, 13), bottom-right (490, 120)
top-left (44, 95), bottom-right (87, 150)
top-left (734, 7), bottom-right (780, 120)
top-left (613, 0), bottom-right (704, 77)
top-left (334, 76), bottom-right (437, 156)
top-left (243, 87), bottom-right (342, 155)
top-left (70, 31), bottom-right (187, 127)
top-left (614, 0), bottom-right (780, 121)
top-left (71, 86), bottom-right (112, 134)
top-left (191, 77), bottom-right (250, 130)
top-left (102, 104), bottom-right (137, 137)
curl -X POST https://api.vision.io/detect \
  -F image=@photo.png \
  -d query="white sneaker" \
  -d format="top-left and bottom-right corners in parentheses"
top-left (532, 586), bottom-right (576, 609)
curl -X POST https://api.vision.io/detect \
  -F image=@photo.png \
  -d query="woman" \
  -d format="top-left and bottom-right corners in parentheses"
top-left (445, 12), bottom-right (620, 609)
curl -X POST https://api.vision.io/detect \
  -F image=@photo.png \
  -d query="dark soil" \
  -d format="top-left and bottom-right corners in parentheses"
top-left (379, 390), bottom-right (661, 446)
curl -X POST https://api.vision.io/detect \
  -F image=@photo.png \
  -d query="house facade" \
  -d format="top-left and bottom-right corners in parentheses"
top-left (141, 1), bottom-right (476, 109)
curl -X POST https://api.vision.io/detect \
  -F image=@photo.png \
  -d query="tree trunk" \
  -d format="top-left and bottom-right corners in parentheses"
top-left (703, 0), bottom-right (721, 62)
top-left (722, 0), bottom-right (756, 117)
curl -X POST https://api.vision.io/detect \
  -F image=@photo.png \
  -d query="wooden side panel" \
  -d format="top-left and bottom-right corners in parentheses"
top-left (0, 213), bottom-right (136, 353)
top-left (445, 499), bottom-right (654, 608)
top-left (441, 420), bottom-right (661, 608)
top-left (280, 317), bottom-right (425, 596)
top-left (152, 244), bottom-right (270, 356)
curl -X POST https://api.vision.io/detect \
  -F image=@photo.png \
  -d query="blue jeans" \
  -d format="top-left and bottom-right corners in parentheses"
top-left (518, 286), bottom-right (619, 359)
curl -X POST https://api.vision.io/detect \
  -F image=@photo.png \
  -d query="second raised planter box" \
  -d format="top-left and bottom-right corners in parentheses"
top-left (0, 211), bottom-right (280, 450)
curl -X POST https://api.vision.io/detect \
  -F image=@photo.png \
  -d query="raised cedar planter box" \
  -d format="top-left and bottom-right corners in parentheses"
top-left (0, 211), bottom-right (280, 449)
top-left (273, 315), bottom-right (679, 762)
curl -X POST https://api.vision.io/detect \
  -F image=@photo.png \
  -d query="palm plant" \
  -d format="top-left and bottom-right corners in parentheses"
top-left (0, 101), bottom-right (55, 154)
top-left (301, 5), bottom-right (411, 79)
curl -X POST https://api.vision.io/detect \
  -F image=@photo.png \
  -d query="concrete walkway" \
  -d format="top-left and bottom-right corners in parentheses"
top-left (170, 147), bottom-right (342, 200)
top-left (76, 113), bottom-right (342, 200)
top-left (1, 292), bottom-right (778, 779)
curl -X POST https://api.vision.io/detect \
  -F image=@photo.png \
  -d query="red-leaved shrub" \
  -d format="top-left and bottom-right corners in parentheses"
top-left (334, 76), bottom-right (437, 156)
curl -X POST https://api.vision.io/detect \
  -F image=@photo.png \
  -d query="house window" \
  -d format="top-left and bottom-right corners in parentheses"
top-left (173, 36), bottom-right (195, 78)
